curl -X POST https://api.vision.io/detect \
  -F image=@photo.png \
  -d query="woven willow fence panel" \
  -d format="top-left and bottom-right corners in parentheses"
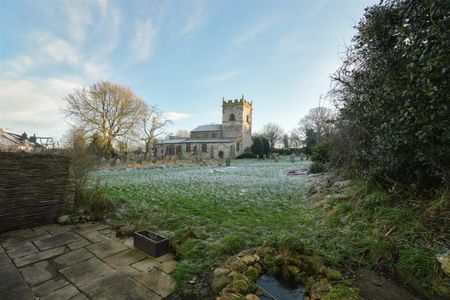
top-left (0, 152), bottom-right (70, 233)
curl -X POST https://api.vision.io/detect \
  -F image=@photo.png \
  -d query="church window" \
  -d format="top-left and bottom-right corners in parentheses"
top-left (202, 144), bottom-right (207, 153)
top-left (236, 142), bottom-right (240, 152)
top-left (193, 146), bottom-right (198, 154)
top-left (229, 114), bottom-right (236, 121)
top-left (212, 132), bottom-right (216, 138)
top-left (186, 144), bottom-right (191, 152)
top-left (246, 115), bottom-right (249, 123)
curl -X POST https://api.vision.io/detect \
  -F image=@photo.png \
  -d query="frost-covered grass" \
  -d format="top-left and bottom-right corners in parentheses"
top-left (93, 159), bottom-right (309, 240)
top-left (92, 158), bottom-right (310, 287)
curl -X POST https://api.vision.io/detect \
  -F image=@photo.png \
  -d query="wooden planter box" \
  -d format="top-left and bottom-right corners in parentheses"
top-left (134, 230), bottom-right (170, 257)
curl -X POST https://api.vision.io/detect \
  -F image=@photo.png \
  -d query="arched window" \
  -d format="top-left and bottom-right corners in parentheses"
top-left (229, 114), bottom-right (236, 121)
top-left (246, 115), bottom-right (249, 123)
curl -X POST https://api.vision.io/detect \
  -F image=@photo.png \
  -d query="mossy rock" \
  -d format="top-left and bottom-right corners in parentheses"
top-left (229, 279), bottom-right (255, 295)
top-left (212, 276), bottom-right (232, 295)
top-left (302, 255), bottom-right (325, 276)
top-left (244, 266), bottom-right (260, 282)
top-left (324, 283), bottom-right (363, 300)
top-left (432, 277), bottom-right (450, 299)
top-left (287, 265), bottom-right (301, 277)
top-left (226, 258), bottom-right (248, 273)
top-left (325, 268), bottom-right (343, 281)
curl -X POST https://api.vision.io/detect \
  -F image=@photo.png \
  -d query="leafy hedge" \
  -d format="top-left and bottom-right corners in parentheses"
top-left (331, 0), bottom-right (450, 188)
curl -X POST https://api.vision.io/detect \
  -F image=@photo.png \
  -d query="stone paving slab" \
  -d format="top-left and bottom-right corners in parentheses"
top-left (67, 238), bottom-right (92, 250)
top-left (5, 241), bottom-right (39, 258)
top-left (40, 284), bottom-right (80, 300)
top-left (14, 246), bottom-right (66, 267)
top-left (2, 231), bottom-right (51, 250)
top-left (20, 260), bottom-right (56, 286)
top-left (86, 239), bottom-right (128, 259)
top-left (32, 276), bottom-right (70, 297)
top-left (60, 257), bottom-right (115, 286)
top-left (53, 248), bottom-right (94, 269)
top-left (0, 249), bottom-right (35, 300)
top-left (133, 269), bottom-right (176, 298)
top-left (131, 257), bottom-right (161, 272)
top-left (2, 222), bottom-right (178, 299)
top-left (81, 272), bottom-right (161, 300)
top-left (34, 231), bottom-right (82, 251)
top-left (79, 230), bottom-right (111, 243)
top-left (104, 249), bottom-right (147, 269)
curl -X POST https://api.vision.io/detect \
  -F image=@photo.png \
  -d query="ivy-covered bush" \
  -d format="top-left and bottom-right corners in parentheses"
top-left (331, 0), bottom-right (450, 188)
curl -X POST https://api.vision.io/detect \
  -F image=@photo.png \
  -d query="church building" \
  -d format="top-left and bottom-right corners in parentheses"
top-left (155, 97), bottom-right (253, 160)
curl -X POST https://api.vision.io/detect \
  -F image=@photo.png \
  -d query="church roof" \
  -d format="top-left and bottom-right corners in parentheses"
top-left (157, 138), bottom-right (187, 144)
top-left (191, 124), bottom-right (222, 132)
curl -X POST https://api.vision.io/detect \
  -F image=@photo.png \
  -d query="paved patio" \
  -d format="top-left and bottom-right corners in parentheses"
top-left (0, 222), bottom-right (177, 299)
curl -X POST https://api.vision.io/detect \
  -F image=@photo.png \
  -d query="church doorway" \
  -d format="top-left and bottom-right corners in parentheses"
top-left (218, 150), bottom-right (224, 159)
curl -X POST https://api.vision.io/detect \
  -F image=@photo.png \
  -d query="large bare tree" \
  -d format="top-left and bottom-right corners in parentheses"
top-left (261, 122), bottom-right (284, 150)
top-left (63, 81), bottom-right (148, 148)
top-left (141, 105), bottom-right (170, 159)
top-left (299, 106), bottom-right (335, 141)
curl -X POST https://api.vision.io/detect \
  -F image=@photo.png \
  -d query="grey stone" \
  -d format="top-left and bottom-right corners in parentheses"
top-left (67, 239), bottom-right (91, 250)
top-left (157, 253), bottom-right (175, 263)
top-left (34, 232), bottom-right (82, 251)
top-left (40, 284), bottom-right (79, 300)
top-left (32, 277), bottom-right (70, 297)
top-left (14, 246), bottom-right (66, 267)
top-left (0, 259), bottom-right (29, 292)
top-left (78, 230), bottom-right (110, 243)
top-left (0, 285), bottom-right (35, 300)
top-left (6, 242), bottom-right (38, 258)
top-left (52, 248), bottom-right (94, 269)
top-left (86, 239), bottom-right (128, 259)
top-left (157, 260), bottom-right (177, 274)
top-left (2, 231), bottom-right (51, 250)
top-left (57, 215), bottom-right (72, 225)
top-left (104, 249), bottom-right (146, 269)
top-left (131, 257), bottom-right (160, 272)
top-left (81, 272), bottom-right (161, 300)
top-left (0, 228), bottom-right (34, 240)
top-left (59, 257), bottom-right (115, 286)
top-left (70, 293), bottom-right (90, 300)
top-left (117, 224), bottom-right (137, 237)
top-left (75, 223), bottom-right (110, 234)
top-left (20, 261), bottom-right (55, 286)
top-left (133, 269), bottom-right (176, 298)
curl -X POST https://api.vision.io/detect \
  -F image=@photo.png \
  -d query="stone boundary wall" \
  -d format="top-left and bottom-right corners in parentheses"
top-left (0, 152), bottom-right (70, 233)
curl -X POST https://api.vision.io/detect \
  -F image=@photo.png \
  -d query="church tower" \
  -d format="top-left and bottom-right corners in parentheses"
top-left (222, 95), bottom-right (253, 153)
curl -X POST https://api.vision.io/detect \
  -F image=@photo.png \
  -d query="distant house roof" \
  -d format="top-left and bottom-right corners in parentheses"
top-left (191, 124), bottom-right (222, 132)
top-left (185, 139), bottom-right (234, 143)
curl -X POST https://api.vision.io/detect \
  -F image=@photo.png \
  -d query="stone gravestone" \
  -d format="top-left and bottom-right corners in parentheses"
top-left (290, 154), bottom-right (295, 163)
top-left (225, 158), bottom-right (231, 166)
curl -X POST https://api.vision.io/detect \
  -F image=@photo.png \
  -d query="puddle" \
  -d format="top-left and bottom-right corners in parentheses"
top-left (257, 274), bottom-right (303, 300)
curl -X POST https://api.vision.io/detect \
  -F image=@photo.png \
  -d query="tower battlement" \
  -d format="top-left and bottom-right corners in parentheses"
top-left (222, 96), bottom-right (252, 106)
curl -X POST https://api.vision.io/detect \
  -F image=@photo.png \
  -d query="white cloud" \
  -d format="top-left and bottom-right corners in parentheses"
top-left (34, 32), bottom-right (80, 65)
top-left (0, 77), bottom-right (81, 138)
top-left (130, 20), bottom-right (158, 61)
top-left (199, 70), bottom-right (242, 86)
top-left (6, 55), bottom-right (34, 74)
top-left (232, 24), bottom-right (268, 47)
top-left (63, 1), bottom-right (93, 43)
top-left (163, 112), bottom-right (190, 121)
top-left (180, 1), bottom-right (206, 36)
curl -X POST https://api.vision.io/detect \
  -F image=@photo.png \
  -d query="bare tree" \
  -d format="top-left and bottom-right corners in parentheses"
top-left (299, 106), bottom-right (335, 141)
top-left (141, 105), bottom-right (170, 159)
top-left (282, 134), bottom-right (289, 149)
top-left (175, 129), bottom-right (190, 138)
top-left (63, 81), bottom-right (148, 149)
top-left (289, 127), bottom-right (303, 148)
top-left (261, 123), bottom-right (284, 150)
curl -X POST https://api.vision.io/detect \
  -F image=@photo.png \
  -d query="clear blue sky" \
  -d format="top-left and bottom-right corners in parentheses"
top-left (0, 0), bottom-right (377, 140)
